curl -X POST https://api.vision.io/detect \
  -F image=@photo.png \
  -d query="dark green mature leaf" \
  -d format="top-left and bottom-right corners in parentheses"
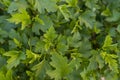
top-left (47, 51), bottom-right (72, 80)
top-left (32, 15), bottom-right (53, 33)
top-left (106, 9), bottom-right (120, 22)
top-left (32, 59), bottom-right (50, 80)
top-left (79, 10), bottom-right (96, 29)
top-left (0, 28), bottom-right (8, 43)
top-left (105, 71), bottom-right (118, 80)
top-left (7, 0), bottom-right (28, 14)
top-left (9, 29), bottom-right (21, 40)
top-left (0, 55), bottom-right (6, 68)
top-left (84, 0), bottom-right (99, 10)
top-left (56, 42), bottom-right (68, 54)
top-left (117, 24), bottom-right (120, 33)
top-left (34, 0), bottom-right (57, 13)
top-left (0, 16), bottom-right (16, 31)
top-left (35, 40), bottom-right (45, 53)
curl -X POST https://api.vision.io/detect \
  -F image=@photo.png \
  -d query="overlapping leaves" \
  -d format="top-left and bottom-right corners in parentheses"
top-left (0, 0), bottom-right (120, 80)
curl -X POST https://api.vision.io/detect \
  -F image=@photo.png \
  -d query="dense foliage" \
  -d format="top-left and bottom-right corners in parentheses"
top-left (0, 0), bottom-right (120, 80)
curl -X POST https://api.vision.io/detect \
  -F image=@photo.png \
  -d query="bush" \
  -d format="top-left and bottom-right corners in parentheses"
top-left (0, 0), bottom-right (120, 80)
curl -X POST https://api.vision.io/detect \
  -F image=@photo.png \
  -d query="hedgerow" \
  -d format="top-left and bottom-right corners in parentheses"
top-left (0, 0), bottom-right (120, 80)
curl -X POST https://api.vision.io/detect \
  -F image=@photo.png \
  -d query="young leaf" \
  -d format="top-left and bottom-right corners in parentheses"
top-left (59, 5), bottom-right (71, 21)
top-left (101, 8), bottom-right (111, 16)
top-left (102, 35), bottom-right (112, 49)
top-left (0, 70), bottom-right (13, 80)
top-left (13, 38), bottom-right (22, 48)
top-left (3, 51), bottom-right (26, 69)
top-left (101, 51), bottom-right (118, 73)
top-left (66, 0), bottom-right (78, 7)
top-left (32, 60), bottom-right (50, 80)
top-left (26, 49), bottom-right (40, 63)
top-left (8, 9), bottom-right (31, 30)
top-left (44, 26), bottom-right (57, 42)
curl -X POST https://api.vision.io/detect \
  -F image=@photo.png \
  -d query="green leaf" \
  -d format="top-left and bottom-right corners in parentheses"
top-left (56, 42), bottom-right (68, 54)
top-left (101, 8), bottom-right (111, 16)
top-left (96, 54), bottom-right (104, 69)
top-left (44, 26), bottom-right (57, 42)
top-left (0, 28), bottom-right (8, 43)
top-left (26, 71), bottom-right (34, 80)
top-left (0, 72), bottom-right (6, 80)
top-left (33, 15), bottom-right (44, 25)
top-left (117, 24), bottom-right (120, 33)
top-left (80, 69), bottom-right (89, 80)
top-left (102, 35), bottom-right (118, 52)
top-left (59, 5), bottom-right (71, 21)
top-left (0, 70), bottom-right (13, 80)
top-left (106, 9), bottom-right (120, 22)
top-left (7, 0), bottom-right (28, 14)
top-left (66, 0), bottom-right (78, 7)
top-left (88, 50), bottom-right (104, 70)
top-left (0, 55), bottom-right (6, 68)
top-left (8, 9), bottom-right (31, 30)
top-left (101, 51), bottom-right (118, 73)
top-left (70, 53), bottom-right (82, 69)
top-left (28, 37), bottom-right (39, 47)
top-left (32, 15), bottom-right (53, 33)
top-left (47, 51), bottom-right (72, 80)
top-left (13, 38), bottom-right (22, 48)
top-left (3, 51), bottom-right (26, 69)
top-left (105, 71), bottom-right (118, 80)
top-left (0, 0), bottom-right (10, 7)
top-left (35, 41), bottom-right (45, 53)
top-left (79, 10), bottom-right (96, 29)
top-left (72, 31), bottom-right (81, 41)
top-left (34, 0), bottom-right (57, 13)
top-left (26, 49), bottom-right (40, 63)
top-left (84, 0), bottom-right (99, 10)
top-left (32, 60), bottom-right (50, 80)
top-left (87, 56), bottom-right (98, 71)
top-left (9, 29), bottom-right (21, 40)
top-left (93, 22), bottom-right (102, 34)
top-left (43, 27), bottom-right (58, 51)
top-left (102, 35), bottom-right (112, 49)
top-left (6, 70), bottom-right (13, 80)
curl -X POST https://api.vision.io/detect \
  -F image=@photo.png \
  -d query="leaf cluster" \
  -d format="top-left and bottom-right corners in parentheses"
top-left (0, 0), bottom-right (120, 80)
